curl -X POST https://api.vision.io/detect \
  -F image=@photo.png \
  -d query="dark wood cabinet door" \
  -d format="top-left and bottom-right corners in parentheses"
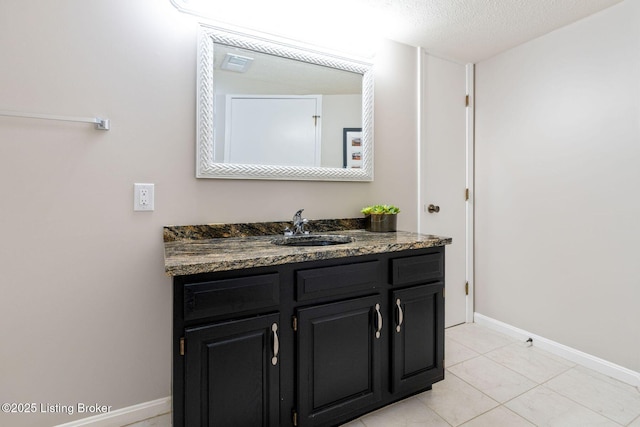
top-left (296, 295), bottom-right (382, 426)
top-left (391, 282), bottom-right (444, 395)
top-left (184, 313), bottom-right (280, 427)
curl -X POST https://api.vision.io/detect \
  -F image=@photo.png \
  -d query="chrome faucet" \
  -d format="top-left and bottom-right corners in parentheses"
top-left (286, 209), bottom-right (309, 235)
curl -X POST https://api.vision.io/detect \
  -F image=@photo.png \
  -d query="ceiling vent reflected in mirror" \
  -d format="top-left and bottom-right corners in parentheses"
top-left (221, 53), bottom-right (254, 73)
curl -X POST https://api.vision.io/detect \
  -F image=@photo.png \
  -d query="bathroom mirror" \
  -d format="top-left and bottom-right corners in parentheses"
top-left (196, 24), bottom-right (374, 181)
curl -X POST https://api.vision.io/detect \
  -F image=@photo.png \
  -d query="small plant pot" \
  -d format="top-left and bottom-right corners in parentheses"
top-left (365, 214), bottom-right (397, 232)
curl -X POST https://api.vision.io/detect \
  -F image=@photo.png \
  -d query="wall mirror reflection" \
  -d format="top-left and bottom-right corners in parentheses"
top-left (196, 25), bottom-right (374, 181)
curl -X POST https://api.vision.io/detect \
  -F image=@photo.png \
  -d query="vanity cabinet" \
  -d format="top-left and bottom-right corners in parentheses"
top-left (184, 314), bottom-right (280, 426)
top-left (296, 295), bottom-right (382, 426)
top-left (391, 283), bottom-right (444, 395)
top-left (175, 272), bottom-right (282, 427)
top-left (388, 252), bottom-right (445, 396)
top-left (172, 246), bottom-right (445, 427)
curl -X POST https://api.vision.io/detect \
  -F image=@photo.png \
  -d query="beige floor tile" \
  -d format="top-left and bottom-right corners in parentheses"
top-left (484, 342), bottom-right (574, 383)
top-left (448, 355), bottom-right (537, 403)
top-left (506, 386), bottom-right (621, 426)
top-left (359, 397), bottom-right (449, 427)
top-left (545, 365), bottom-right (640, 425)
top-left (460, 406), bottom-right (535, 427)
top-left (446, 323), bottom-right (515, 354)
top-left (340, 419), bottom-right (367, 427)
top-left (160, 323), bottom-right (640, 427)
top-left (416, 371), bottom-right (499, 426)
top-left (445, 335), bottom-right (481, 367)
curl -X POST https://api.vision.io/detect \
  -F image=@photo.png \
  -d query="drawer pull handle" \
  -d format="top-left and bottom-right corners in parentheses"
top-left (271, 323), bottom-right (279, 366)
top-left (396, 298), bottom-right (403, 333)
top-left (374, 303), bottom-right (383, 339)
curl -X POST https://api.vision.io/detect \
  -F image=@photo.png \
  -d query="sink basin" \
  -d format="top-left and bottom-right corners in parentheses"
top-left (271, 234), bottom-right (354, 247)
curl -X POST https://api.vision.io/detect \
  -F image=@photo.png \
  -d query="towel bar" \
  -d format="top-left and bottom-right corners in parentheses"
top-left (0, 110), bottom-right (110, 130)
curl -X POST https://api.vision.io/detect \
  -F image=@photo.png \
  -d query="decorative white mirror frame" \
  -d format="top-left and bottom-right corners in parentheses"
top-left (196, 24), bottom-right (374, 181)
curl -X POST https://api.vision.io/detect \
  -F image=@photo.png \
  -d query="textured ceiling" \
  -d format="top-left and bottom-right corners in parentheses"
top-left (366, 0), bottom-right (625, 62)
top-left (175, 0), bottom-right (625, 63)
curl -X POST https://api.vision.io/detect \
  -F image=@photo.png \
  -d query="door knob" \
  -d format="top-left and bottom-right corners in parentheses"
top-left (427, 204), bottom-right (440, 213)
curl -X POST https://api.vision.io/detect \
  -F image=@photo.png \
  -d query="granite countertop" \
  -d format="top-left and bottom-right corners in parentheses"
top-left (163, 219), bottom-right (452, 277)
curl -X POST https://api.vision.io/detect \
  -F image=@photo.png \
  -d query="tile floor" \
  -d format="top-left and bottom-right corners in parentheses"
top-left (129, 323), bottom-right (640, 427)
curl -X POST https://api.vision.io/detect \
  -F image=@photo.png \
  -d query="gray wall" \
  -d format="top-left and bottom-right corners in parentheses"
top-left (475, 0), bottom-right (640, 374)
top-left (0, 1), bottom-right (420, 425)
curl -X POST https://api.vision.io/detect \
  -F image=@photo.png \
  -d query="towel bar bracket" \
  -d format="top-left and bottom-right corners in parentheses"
top-left (95, 118), bottom-right (110, 130)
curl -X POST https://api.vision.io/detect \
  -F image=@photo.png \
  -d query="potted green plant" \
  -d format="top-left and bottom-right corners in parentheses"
top-left (361, 204), bottom-right (401, 232)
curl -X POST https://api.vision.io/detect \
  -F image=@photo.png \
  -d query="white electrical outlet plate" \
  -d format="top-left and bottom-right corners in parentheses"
top-left (134, 183), bottom-right (154, 211)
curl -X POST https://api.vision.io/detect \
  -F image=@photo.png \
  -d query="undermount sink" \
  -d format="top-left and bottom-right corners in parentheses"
top-left (271, 234), bottom-right (354, 247)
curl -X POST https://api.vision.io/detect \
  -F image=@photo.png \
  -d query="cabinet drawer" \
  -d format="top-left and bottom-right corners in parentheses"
top-left (296, 261), bottom-right (380, 301)
top-left (390, 252), bottom-right (443, 286)
top-left (184, 273), bottom-right (279, 321)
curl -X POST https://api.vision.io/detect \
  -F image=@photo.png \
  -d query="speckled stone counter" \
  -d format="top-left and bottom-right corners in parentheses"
top-left (163, 219), bottom-right (452, 276)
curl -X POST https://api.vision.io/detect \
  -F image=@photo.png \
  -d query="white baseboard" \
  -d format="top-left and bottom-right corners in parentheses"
top-left (54, 396), bottom-right (171, 427)
top-left (473, 313), bottom-right (640, 388)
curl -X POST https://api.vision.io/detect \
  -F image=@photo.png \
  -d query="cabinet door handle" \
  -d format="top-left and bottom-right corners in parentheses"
top-left (271, 323), bottom-right (279, 366)
top-left (374, 303), bottom-right (383, 339)
top-left (396, 298), bottom-right (403, 333)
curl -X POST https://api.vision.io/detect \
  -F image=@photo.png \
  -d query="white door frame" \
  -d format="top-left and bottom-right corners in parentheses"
top-left (465, 63), bottom-right (475, 323)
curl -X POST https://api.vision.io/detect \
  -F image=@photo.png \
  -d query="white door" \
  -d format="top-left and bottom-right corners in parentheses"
top-left (225, 95), bottom-right (322, 167)
top-left (419, 52), bottom-right (470, 328)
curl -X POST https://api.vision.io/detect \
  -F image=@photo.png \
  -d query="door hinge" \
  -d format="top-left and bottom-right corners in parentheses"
top-left (465, 188), bottom-right (470, 201)
top-left (292, 316), bottom-right (298, 332)
top-left (292, 410), bottom-right (298, 426)
top-left (179, 337), bottom-right (185, 356)
top-left (465, 281), bottom-right (469, 295)
top-left (442, 288), bottom-right (445, 298)
top-left (465, 94), bottom-right (469, 107)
